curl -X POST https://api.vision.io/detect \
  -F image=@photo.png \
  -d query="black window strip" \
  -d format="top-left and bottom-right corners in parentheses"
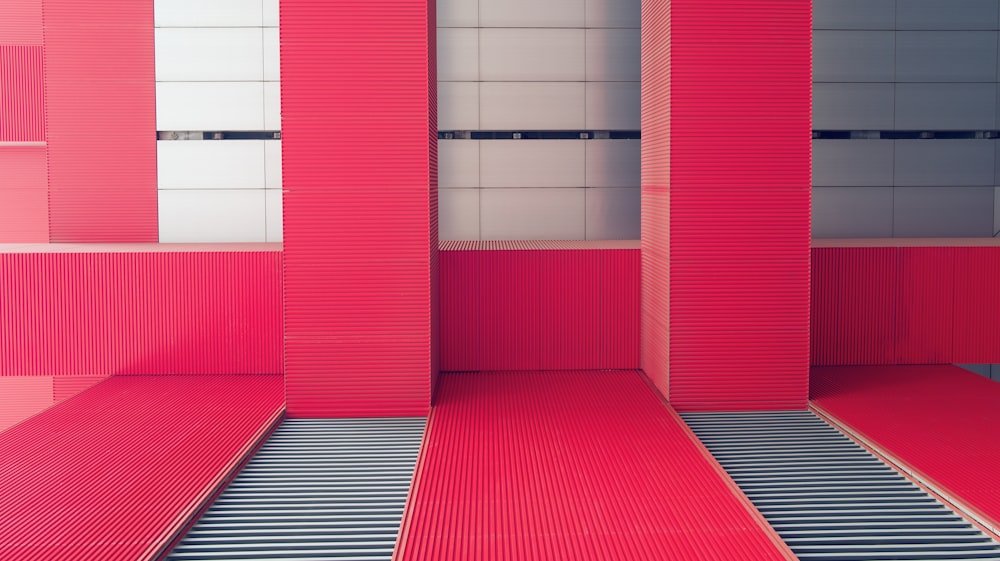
top-left (158, 131), bottom-right (281, 140)
top-left (813, 130), bottom-right (997, 140)
top-left (440, 130), bottom-right (641, 140)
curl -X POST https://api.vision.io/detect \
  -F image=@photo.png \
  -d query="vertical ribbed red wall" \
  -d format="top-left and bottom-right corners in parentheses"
top-left (644, 1), bottom-right (812, 411)
top-left (0, 46), bottom-right (44, 142)
top-left (640, 0), bottom-right (672, 397)
top-left (0, 247), bottom-right (283, 377)
top-left (281, 0), bottom-right (436, 417)
top-left (43, 0), bottom-right (157, 242)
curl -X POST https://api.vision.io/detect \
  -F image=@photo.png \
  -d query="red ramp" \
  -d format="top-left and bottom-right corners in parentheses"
top-left (395, 370), bottom-right (793, 560)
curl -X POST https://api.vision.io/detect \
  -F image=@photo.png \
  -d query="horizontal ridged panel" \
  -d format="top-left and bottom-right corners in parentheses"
top-left (0, 46), bottom-right (44, 142)
top-left (395, 371), bottom-right (793, 560)
top-left (666, 1), bottom-right (811, 411)
top-left (0, 375), bottom-right (283, 561)
top-left (0, 249), bottom-right (282, 376)
top-left (0, 0), bottom-right (42, 44)
top-left (439, 249), bottom-right (640, 371)
top-left (43, 0), bottom-right (157, 242)
top-left (281, 0), bottom-right (434, 417)
top-left (811, 247), bottom-right (898, 366)
top-left (812, 364), bottom-right (1000, 533)
top-left (639, 0), bottom-right (670, 398)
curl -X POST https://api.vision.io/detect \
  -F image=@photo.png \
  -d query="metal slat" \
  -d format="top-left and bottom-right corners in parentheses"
top-left (165, 418), bottom-right (426, 561)
top-left (683, 411), bottom-right (1000, 561)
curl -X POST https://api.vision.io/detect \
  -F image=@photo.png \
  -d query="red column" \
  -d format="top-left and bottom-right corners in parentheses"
top-left (281, 0), bottom-right (437, 417)
top-left (642, 0), bottom-right (812, 411)
top-left (43, 0), bottom-right (158, 242)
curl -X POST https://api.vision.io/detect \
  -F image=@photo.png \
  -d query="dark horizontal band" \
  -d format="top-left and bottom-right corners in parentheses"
top-left (157, 131), bottom-right (282, 140)
top-left (438, 130), bottom-right (641, 140)
top-left (814, 130), bottom-right (999, 140)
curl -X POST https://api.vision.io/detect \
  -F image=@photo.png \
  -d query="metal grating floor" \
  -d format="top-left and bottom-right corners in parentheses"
top-left (165, 417), bottom-right (426, 561)
top-left (682, 410), bottom-right (1000, 561)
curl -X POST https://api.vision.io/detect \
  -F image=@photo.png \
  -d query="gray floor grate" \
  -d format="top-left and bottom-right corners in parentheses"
top-left (682, 410), bottom-right (1000, 561)
top-left (165, 417), bottom-right (426, 560)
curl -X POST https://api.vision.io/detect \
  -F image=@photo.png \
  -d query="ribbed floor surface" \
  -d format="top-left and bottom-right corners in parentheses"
top-left (683, 410), bottom-right (1000, 561)
top-left (166, 418), bottom-right (425, 560)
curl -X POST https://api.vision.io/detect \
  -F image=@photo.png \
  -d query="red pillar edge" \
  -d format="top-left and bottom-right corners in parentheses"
top-left (281, 0), bottom-right (436, 417)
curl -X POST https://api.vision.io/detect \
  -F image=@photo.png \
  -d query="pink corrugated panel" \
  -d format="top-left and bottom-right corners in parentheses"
top-left (604, 249), bottom-right (641, 369)
top-left (281, 0), bottom-right (436, 417)
top-left (0, 375), bottom-right (283, 561)
top-left (952, 247), bottom-right (1000, 362)
top-left (0, 0), bottom-right (42, 44)
top-left (439, 250), bottom-right (481, 372)
top-left (43, 0), bottom-right (157, 242)
top-left (0, 377), bottom-right (52, 433)
top-left (896, 247), bottom-right (954, 363)
top-left (0, 46), bottom-right (44, 142)
top-left (0, 247), bottom-right (283, 376)
top-left (395, 371), bottom-right (795, 560)
top-left (812, 365), bottom-right (1000, 532)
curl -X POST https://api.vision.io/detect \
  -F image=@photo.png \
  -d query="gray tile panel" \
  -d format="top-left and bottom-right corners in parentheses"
top-left (812, 187), bottom-right (894, 238)
top-left (893, 186), bottom-right (995, 237)
top-left (813, 140), bottom-right (894, 187)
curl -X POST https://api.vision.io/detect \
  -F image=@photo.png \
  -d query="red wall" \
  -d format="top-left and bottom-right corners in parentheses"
top-left (642, 0), bottom-right (812, 411)
top-left (281, 0), bottom-right (437, 417)
top-left (439, 242), bottom-right (640, 372)
top-left (43, 0), bottom-right (158, 242)
top-left (812, 244), bottom-right (1000, 366)
top-left (0, 246), bottom-right (282, 377)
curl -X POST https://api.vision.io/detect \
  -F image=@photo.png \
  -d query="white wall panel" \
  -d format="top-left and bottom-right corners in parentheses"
top-left (480, 82), bottom-right (585, 129)
top-left (265, 189), bottom-right (282, 242)
top-left (263, 0), bottom-right (278, 27)
top-left (438, 82), bottom-right (480, 129)
top-left (812, 140), bottom-right (894, 187)
top-left (480, 140), bottom-right (585, 187)
top-left (894, 140), bottom-right (995, 186)
top-left (586, 29), bottom-right (640, 82)
top-left (896, 31), bottom-right (998, 83)
top-left (812, 31), bottom-right (894, 82)
top-left (438, 189), bottom-right (480, 240)
top-left (157, 140), bottom-right (266, 189)
top-left (263, 28), bottom-right (280, 81)
top-left (893, 186), bottom-right (995, 237)
top-left (586, 140), bottom-right (639, 187)
top-left (438, 139), bottom-right (480, 188)
top-left (813, 0), bottom-right (895, 30)
top-left (812, 187), bottom-right (894, 238)
top-left (479, 0), bottom-right (584, 28)
top-left (156, 82), bottom-right (264, 130)
top-left (155, 28), bottom-right (264, 82)
top-left (154, 0), bottom-right (263, 27)
top-left (480, 188), bottom-right (586, 240)
top-left (896, 0), bottom-right (999, 30)
top-left (813, 83), bottom-right (894, 129)
top-left (895, 83), bottom-right (996, 129)
top-left (437, 0), bottom-right (478, 27)
top-left (585, 0), bottom-right (640, 28)
top-left (586, 82), bottom-right (640, 129)
top-left (264, 140), bottom-right (282, 189)
top-left (437, 28), bottom-right (479, 82)
top-left (158, 189), bottom-right (266, 242)
top-left (586, 188), bottom-right (640, 239)
top-left (264, 81), bottom-right (281, 129)
top-left (480, 29), bottom-right (584, 82)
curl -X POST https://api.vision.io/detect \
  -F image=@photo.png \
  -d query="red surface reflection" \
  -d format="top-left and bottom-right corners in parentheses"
top-left (0, 376), bottom-right (106, 433)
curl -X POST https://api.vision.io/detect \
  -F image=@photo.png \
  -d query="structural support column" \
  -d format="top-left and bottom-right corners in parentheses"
top-left (641, 0), bottom-right (812, 411)
top-left (281, 0), bottom-right (438, 417)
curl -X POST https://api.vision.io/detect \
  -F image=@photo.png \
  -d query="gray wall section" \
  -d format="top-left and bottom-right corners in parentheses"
top-left (813, 0), bottom-right (1000, 238)
top-left (436, 0), bottom-right (640, 240)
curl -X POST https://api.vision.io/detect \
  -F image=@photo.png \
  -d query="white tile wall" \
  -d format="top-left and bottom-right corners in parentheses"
top-left (480, 140), bottom-right (585, 188)
top-left (158, 190), bottom-right (267, 242)
top-left (480, 29), bottom-right (585, 81)
top-left (262, 0), bottom-right (278, 27)
top-left (480, 188), bottom-right (586, 240)
top-left (586, 188), bottom-right (640, 240)
top-left (155, 28), bottom-right (264, 82)
top-left (585, 0), bottom-right (640, 28)
top-left (157, 82), bottom-right (265, 131)
top-left (265, 189), bottom-right (282, 242)
top-left (481, 82), bottom-right (586, 129)
top-left (437, 0), bottom-right (479, 27)
top-left (154, 0), bottom-right (264, 27)
top-left (585, 140), bottom-right (640, 188)
top-left (437, 28), bottom-right (479, 82)
top-left (264, 140), bottom-right (282, 189)
top-left (263, 28), bottom-right (280, 81)
top-left (813, 83), bottom-right (895, 129)
top-left (586, 29), bottom-right (640, 81)
top-left (586, 82), bottom-right (640, 129)
top-left (439, 189), bottom-right (480, 239)
top-left (479, 0), bottom-right (585, 28)
top-left (264, 81), bottom-right (281, 129)
top-left (438, 82), bottom-right (480, 129)
top-left (439, 139), bottom-right (480, 188)
top-left (157, 140), bottom-right (266, 189)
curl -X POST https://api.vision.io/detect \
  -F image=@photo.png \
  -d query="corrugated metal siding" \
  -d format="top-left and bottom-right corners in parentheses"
top-left (42, 0), bottom-right (157, 242)
top-left (0, 375), bottom-right (283, 561)
top-left (0, 146), bottom-right (48, 242)
top-left (666, 1), bottom-right (812, 411)
top-left (0, 0), bottom-right (42, 44)
top-left (0, 46), bottom-right (44, 142)
top-left (640, 0), bottom-right (671, 399)
top-left (0, 247), bottom-right (282, 376)
top-left (0, 376), bottom-right (52, 433)
top-left (953, 248), bottom-right (1000, 362)
top-left (281, 0), bottom-right (435, 418)
top-left (395, 371), bottom-right (793, 560)
top-left (812, 364), bottom-right (1000, 534)
top-left (898, 248), bottom-right (954, 363)
top-left (438, 244), bottom-right (641, 372)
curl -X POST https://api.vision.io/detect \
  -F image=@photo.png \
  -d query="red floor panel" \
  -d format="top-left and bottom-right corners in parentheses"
top-left (812, 365), bottom-right (1000, 529)
top-left (0, 375), bottom-right (283, 561)
top-left (395, 371), bottom-right (794, 561)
